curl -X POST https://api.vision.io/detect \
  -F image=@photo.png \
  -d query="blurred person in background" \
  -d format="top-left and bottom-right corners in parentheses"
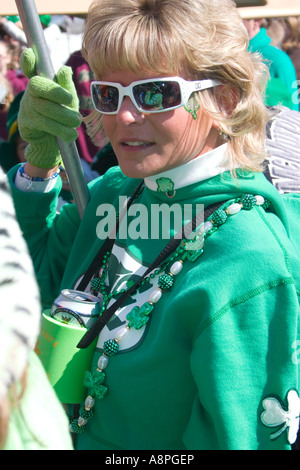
top-left (0, 73), bottom-right (14, 141)
top-left (243, 17), bottom-right (299, 111)
top-left (0, 92), bottom-right (27, 172)
top-left (0, 36), bottom-right (28, 96)
top-left (0, 15), bottom-right (84, 74)
top-left (282, 16), bottom-right (300, 83)
top-left (66, 50), bottom-right (100, 165)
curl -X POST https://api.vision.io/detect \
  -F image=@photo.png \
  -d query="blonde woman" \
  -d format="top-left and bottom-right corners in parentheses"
top-left (8, 0), bottom-right (300, 450)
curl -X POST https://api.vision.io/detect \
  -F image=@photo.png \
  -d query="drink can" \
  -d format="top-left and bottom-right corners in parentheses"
top-left (51, 289), bottom-right (102, 328)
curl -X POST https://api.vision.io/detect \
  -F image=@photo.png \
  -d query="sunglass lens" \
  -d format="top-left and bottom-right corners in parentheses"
top-left (92, 84), bottom-right (119, 113)
top-left (133, 81), bottom-right (182, 111)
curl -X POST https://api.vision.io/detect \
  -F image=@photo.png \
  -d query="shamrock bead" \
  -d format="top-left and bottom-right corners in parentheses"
top-left (103, 339), bottom-right (119, 356)
top-left (126, 303), bottom-right (154, 330)
top-left (158, 273), bottom-right (174, 291)
top-left (83, 368), bottom-right (107, 399)
top-left (212, 208), bottom-right (227, 226)
top-left (241, 194), bottom-right (256, 210)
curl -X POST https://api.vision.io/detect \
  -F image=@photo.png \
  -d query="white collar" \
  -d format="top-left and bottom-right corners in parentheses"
top-left (144, 143), bottom-right (229, 192)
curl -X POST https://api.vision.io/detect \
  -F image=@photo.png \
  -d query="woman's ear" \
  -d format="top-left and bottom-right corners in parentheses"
top-left (210, 84), bottom-right (239, 135)
top-left (214, 84), bottom-right (239, 117)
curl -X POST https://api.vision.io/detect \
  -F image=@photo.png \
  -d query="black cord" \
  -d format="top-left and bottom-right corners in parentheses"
top-left (77, 181), bottom-right (144, 293)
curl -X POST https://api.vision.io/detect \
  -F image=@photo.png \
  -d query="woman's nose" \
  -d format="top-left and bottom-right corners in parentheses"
top-left (116, 96), bottom-right (145, 124)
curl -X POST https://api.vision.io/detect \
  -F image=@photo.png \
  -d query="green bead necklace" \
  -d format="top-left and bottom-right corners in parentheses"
top-left (70, 194), bottom-right (270, 434)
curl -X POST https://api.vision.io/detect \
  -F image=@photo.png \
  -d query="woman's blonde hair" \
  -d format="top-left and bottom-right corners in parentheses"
top-left (82, 0), bottom-right (270, 173)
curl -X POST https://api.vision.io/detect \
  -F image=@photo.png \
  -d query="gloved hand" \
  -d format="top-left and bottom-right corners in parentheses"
top-left (19, 48), bottom-right (81, 168)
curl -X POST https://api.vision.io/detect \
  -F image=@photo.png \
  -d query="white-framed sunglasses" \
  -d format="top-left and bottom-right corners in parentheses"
top-left (90, 76), bottom-right (221, 115)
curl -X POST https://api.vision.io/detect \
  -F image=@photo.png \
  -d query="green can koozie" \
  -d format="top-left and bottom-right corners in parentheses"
top-left (35, 310), bottom-right (97, 404)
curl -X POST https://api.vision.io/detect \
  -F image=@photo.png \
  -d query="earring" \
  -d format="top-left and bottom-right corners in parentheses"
top-left (184, 95), bottom-right (200, 120)
top-left (218, 128), bottom-right (229, 140)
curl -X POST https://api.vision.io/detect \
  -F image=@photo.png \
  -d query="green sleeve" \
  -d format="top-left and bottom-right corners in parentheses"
top-left (183, 282), bottom-right (299, 450)
top-left (6, 164), bottom-right (129, 307)
top-left (7, 165), bottom-right (81, 306)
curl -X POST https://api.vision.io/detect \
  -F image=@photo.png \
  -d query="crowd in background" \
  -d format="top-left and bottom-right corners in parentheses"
top-left (245, 16), bottom-right (300, 110)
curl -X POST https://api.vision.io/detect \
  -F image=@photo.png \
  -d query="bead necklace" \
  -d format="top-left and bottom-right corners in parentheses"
top-left (69, 193), bottom-right (270, 434)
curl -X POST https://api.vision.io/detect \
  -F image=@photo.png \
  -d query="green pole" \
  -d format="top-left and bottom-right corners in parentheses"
top-left (15, 0), bottom-right (90, 218)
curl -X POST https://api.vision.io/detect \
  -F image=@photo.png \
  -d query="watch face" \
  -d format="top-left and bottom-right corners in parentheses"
top-left (51, 308), bottom-right (85, 327)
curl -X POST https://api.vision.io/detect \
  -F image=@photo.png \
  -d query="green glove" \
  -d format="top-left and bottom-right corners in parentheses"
top-left (19, 48), bottom-right (81, 168)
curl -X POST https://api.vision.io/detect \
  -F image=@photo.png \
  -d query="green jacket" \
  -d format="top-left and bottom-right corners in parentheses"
top-left (249, 28), bottom-right (299, 111)
top-left (8, 164), bottom-right (300, 450)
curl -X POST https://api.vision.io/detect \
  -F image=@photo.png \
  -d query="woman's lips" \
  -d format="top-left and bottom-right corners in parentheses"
top-left (120, 141), bottom-right (154, 150)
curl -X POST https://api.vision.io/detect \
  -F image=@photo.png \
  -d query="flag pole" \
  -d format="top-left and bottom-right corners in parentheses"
top-left (15, 0), bottom-right (90, 218)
